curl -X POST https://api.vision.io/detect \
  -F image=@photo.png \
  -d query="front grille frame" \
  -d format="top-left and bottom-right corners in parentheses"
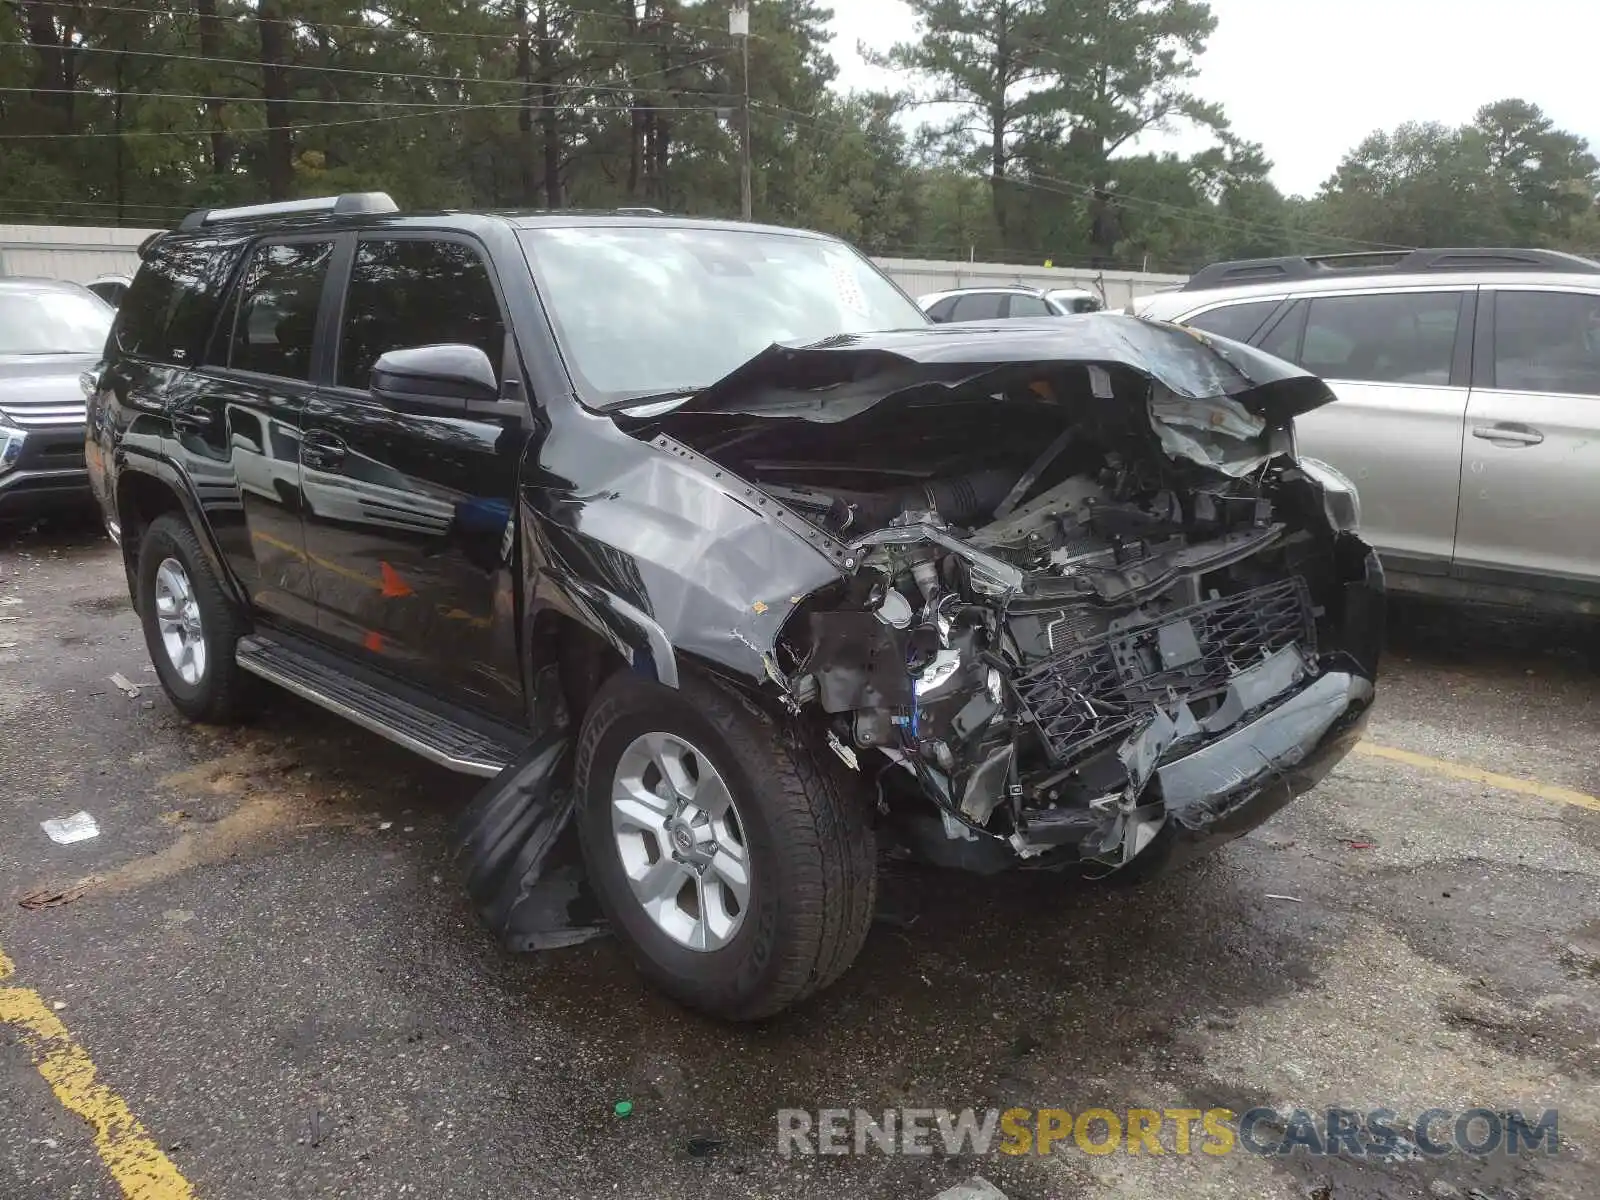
top-left (1013, 576), bottom-right (1318, 765)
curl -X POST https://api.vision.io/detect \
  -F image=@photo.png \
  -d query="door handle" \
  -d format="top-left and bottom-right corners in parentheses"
top-left (170, 404), bottom-right (214, 432)
top-left (300, 432), bottom-right (347, 470)
top-left (1471, 424), bottom-right (1544, 446)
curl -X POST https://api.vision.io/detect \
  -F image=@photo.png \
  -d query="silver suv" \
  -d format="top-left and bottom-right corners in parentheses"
top-left (1137, 248), bottom-right (1600, 614)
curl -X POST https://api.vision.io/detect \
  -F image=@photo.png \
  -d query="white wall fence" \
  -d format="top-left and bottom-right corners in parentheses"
top-left (0, 224), bottom-right (1193, 305)
top-left (0, 224), bottom-right (157, 283)
top-left (871, 257), bottom-right (1189, 309)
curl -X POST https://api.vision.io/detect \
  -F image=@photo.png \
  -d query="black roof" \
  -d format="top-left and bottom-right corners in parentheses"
top-left (1182, 247), bottom-right (1600, 292)
top-left (150, 192), bottom-right (832, 256)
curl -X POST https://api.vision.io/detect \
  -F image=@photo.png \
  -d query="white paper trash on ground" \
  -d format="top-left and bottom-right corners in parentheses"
top-left (932, 1179), bottom-right (1007, 1200)
top-left (41, 812), bottom-right (100, 844)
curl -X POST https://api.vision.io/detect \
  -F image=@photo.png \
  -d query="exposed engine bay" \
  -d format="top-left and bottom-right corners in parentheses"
top-left (653, 341), bottom-right (1382, 876)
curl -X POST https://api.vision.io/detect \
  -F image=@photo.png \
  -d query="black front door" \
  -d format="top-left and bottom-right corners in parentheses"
top-left (299, 233), bottom-right (529, 721)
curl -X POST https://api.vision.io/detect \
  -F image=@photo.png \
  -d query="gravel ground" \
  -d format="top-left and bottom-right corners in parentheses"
top-left (1, 516), bottom-right (1596, 1200)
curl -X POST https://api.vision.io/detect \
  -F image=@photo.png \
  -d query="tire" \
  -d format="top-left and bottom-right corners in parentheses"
top-left (574, 670), bottom-right (876, 1021)
top-left (136, 512), bottom-right (256, 723)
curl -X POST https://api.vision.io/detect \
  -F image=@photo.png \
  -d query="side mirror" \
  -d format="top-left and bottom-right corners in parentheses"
top-left (370, 344), bottom-right (504, 415)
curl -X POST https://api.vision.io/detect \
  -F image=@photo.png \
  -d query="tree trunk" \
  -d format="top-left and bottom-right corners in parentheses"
top-left (197, 0), bottom-right (234, 176)
top-left (626, 8), bottom-right (643, 197)
top-left (256, 0), bottom-right (293, 201)
top-left (23, 1), bottom-right (76, 128)
top-left (515, 1), bottom-right (537, 204)
top-left (113, 48), bottom-right (125, 220)
top-left (652, 7), bottom-right (673, 205)
top-left (989, 3), bottom-right (1010, 243)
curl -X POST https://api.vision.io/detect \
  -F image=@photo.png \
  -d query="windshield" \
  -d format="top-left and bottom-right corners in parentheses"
top-left (0, 288), bottom-right (115, 355)
top-left (518, 225), bottom-right (929, 408)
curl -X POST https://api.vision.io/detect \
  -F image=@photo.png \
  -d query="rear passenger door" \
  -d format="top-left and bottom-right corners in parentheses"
top-left (1266, 289), bottom-right (1475, 575)
top-left (1004, 294), bottom-right (1053, 319)
top-left (299, 233), bottom-right (529, 721)
top-left (1453, 287), bottom-right (1600, 593)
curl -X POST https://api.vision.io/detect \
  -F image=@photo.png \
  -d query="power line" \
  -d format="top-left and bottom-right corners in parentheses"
top-left (0, 50), bottom-right (736, 107)
top-left (1025, 169), bottom-right (1415, 252)
top-left (0, 100), bottom-right (732, 140)
top-left (33, 2), bottom-right (768, 51)
top-left (754, 103), bottom-right (1409, 255)
top-left (0, 39), bottom-right (734, 96)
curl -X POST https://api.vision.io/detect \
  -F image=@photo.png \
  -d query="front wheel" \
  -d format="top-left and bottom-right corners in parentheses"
top-left (136, 513), bottom-right (255, 723)
top-left (574, 671), bottom-right (877, 1021)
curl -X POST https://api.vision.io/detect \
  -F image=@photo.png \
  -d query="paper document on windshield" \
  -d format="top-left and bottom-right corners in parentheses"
top-left (825, 251), bottom-right (870, 318)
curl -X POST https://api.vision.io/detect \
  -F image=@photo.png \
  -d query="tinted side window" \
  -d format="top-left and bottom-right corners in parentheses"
top-left (1006, 294), bottom-right (1052, 318)
top-left (1300, 292), bottom-right (1462, 385)
top-left (115, 239), bottom-right (239, 366)
top-left (337, 239), bottom-right (505, 389)
top-left (925, 297), bottom-right (957, 322)
top-left (1259, 301), bottom-right (1306, 362)
top-left (1185, 300), bottom-right (1279, 343)
top-left (228, 241), bottom-right (334, 381)
top-left (951, 293), bottom-right (1004, 321)
top-left (1492, 291), bottom-right (1600, 397)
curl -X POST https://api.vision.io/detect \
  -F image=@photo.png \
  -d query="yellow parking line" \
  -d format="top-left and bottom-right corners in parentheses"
top-left (0, 945), bottom-right (195, 1200)
top-left (1356, 742), bottom-right (1600, 813)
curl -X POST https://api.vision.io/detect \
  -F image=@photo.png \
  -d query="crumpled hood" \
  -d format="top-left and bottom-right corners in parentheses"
top-left (668, 313), bottom-right (1335, 427)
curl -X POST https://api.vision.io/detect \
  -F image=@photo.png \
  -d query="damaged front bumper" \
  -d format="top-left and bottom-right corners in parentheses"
top-left (1150, 665), bottom-right (1373, 867)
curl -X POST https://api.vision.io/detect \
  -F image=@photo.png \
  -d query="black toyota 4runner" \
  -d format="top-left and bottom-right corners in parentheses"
top-left (88, 193), bottom-right (1383, 1020)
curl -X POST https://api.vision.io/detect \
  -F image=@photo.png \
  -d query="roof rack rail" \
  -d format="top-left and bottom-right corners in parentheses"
top-left (1181, 246), bottom-right (1600, 292)
top-left (614, 206), bottom-right (666, 216)
top-left (177, 191), bottom-right (399, 231)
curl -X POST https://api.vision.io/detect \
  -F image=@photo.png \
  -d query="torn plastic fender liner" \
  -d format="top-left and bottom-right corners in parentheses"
top-left (453, 732), bottom-right (608, 952)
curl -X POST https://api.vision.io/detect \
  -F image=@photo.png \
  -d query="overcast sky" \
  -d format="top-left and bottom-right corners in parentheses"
top-left (827, 0), bottom-right (1600, 198)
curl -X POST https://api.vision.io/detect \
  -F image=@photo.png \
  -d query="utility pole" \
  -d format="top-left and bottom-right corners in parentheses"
top-left (731, 1), bottom-right (752, 221)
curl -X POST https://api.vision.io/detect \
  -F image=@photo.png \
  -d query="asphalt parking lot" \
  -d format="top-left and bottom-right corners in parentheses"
top-left (1, 516), bottom-right (1597, 1200)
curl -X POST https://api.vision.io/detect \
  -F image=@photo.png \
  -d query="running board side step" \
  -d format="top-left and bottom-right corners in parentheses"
top-left (235, 634), bottom-right (524, 777)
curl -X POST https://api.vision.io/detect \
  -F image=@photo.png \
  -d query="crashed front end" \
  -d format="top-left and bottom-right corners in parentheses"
top-left (651, 316), bottom-right (1384, 877)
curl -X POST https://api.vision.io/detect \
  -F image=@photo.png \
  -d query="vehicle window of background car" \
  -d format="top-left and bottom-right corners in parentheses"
top-left (517, 226), bottom-right (929, 406)
top-left (1299, 292), bottom-right (1462, 385)
top-left (1259, 302), bottom-right (1306, 362)
top-left (227, 240), bottom-right (334, 380)
top-left (950, 293), bottom-right (1005, 321)
top-left (925, 297), bottom-right (958, 323)
top-left (1491, 291), bottom-right (1600, 397)
top-left (337, 239), bottom-right (506, 390)
top-left (117, 238), bottom-right (237, 366)
top-left (0, 287), bottom-right (113, 355)
top-left (1006, 294), bottom-right (1052, 318)
top-left (1185, 300), bottom-right (1279, 344)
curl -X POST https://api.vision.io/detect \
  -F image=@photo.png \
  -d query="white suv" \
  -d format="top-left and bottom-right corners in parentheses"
top-left (1137, 248), bottom-right (1600, 615)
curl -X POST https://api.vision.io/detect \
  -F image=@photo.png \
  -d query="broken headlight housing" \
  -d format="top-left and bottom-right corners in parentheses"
top-left (1298, 456), bottom-right (1362, 532)
top-left (0, 417), bottom-right (25, 475)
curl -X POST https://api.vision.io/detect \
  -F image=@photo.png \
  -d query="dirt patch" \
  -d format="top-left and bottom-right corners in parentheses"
top-left (69, 593), bottom-right (128, 615)
top-left (18, 738), bottom-right (373, 907)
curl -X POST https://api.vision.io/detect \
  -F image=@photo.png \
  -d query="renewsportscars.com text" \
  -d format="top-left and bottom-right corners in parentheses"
top-left (777, 1107), bottom-right (1560, 1158)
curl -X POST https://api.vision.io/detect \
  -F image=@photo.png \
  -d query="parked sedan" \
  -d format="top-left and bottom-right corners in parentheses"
top-left (920, 285), bottom-right (1103, 323)
top-left (0, 278), bottom-right (114, 528)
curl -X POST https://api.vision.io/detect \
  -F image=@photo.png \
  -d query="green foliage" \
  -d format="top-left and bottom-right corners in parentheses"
top-left (0, 2), bottom-right (1595, 274)
top-left (1313, 103), bottom-right (1600, 254)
